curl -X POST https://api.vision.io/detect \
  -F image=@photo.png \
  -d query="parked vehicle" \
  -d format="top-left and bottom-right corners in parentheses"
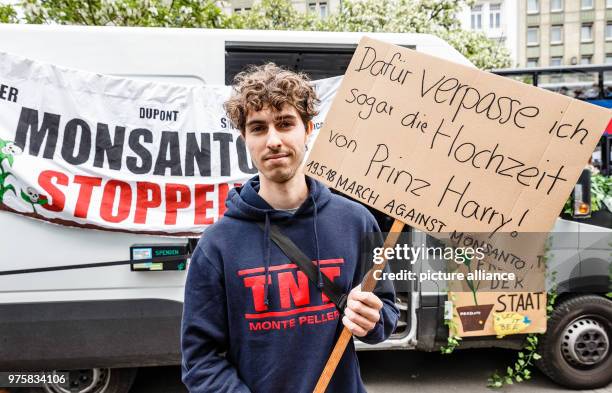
top-left (0, 24), bottom-right (609, 392)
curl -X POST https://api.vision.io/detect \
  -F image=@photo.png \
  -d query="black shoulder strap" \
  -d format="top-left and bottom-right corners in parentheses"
top-left (257, 222), bottom-right (347, 313)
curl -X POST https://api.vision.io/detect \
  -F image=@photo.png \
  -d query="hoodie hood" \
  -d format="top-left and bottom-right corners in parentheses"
top-left (225, 175), bottom-right (332, 222)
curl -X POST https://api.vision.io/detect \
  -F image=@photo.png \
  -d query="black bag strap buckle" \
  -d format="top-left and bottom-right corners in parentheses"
top-left (336, 293), bottom-right (348, 313)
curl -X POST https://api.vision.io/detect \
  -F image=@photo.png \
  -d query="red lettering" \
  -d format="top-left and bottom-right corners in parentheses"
top-left (298, 310), bottom-right (339, 326)
top-left (194, 184), bottom-right (214, 225)
top-left (243, 275), bottom-right (271, 312)
top-left (73, 175), bottom-right (102, 218)
top-left (135, 181), bottom-right (161, 224)
top-left (38, 170), bottom-right (68, 212)
top-left (278, 271), bottom-right (310, 309)
top-left (100, 180), bottom-right (132, 223)
top-left (248, 318), bottom-right (295, 331)
top-left (165, 183), bottom-right (191, 225)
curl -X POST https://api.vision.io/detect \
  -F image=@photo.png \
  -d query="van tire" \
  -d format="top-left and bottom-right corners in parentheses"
top-left (41, 368), bottom-right (137, 393)
top-left (536, 295), bottom-right (612, 389)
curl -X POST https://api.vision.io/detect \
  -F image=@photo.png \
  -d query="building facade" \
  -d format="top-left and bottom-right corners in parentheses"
top-left (458, 0), bottom-right (520, 66)
top-left (518, 0), bottom-right (612, 67)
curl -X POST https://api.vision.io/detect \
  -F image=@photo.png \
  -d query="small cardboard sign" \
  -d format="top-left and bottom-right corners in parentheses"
top-left (305, 37), bottom-right (610, 336)
top-left (452, 291), bottom-right (546, 338)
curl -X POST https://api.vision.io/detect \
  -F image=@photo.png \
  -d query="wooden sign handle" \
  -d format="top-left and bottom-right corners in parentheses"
top-left (313, 219), bottom-right (405, 393)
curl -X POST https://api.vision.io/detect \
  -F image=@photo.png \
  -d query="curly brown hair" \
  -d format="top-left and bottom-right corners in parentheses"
top-left (224, 63), bottom-right (320, 134)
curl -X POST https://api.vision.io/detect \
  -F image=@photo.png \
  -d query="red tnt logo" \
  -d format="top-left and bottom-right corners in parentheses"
top-left (238, 259), bottom-right (343, 312)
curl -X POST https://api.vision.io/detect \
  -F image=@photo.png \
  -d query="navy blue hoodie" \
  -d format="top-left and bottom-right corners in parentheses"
top-left (181, 175), bottom-right (399, 393)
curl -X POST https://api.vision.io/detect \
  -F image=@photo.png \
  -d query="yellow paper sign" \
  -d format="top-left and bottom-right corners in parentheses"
top-left (493, 311), bottom-right (533, 338)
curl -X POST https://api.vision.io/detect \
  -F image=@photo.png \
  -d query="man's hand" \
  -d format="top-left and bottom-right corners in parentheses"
top-left (342, 285), bottom-right (383, 337)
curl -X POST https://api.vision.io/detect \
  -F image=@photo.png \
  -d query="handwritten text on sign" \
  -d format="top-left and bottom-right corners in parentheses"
top-left (305, 37), bottom-right (610, 237)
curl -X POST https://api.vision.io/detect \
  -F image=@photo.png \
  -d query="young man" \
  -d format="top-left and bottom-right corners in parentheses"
top-left (181, 63), bottom-right (399, 392)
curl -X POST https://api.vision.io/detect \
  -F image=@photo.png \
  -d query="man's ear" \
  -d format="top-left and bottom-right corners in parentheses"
top-left (306, 121), bottom-right (314, 136)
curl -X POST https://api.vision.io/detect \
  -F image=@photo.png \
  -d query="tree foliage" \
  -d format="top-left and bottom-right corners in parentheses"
top-left (228, 0), bottom-right (321, 30)
top-left (325, 0), bottom-right (461, 33)
top-left (4, 0), bottom-right (511, 69)
top-left (20, 0), bottom-right (229, 27)
top-left (440, 30), bottom-right (512, 70)
top-left (0, 4), bottom-right (18, 23)
top-left (319, 0), bottom-right (511, 69)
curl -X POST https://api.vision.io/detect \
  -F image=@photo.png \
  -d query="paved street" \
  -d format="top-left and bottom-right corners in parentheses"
top-left (130, 348), bottom-right (611, 393)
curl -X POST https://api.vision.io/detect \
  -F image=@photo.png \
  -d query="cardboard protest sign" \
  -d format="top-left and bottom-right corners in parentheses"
top-left (452, 291), bottom-right (546, 337)
top-left (0, 52), bottom-right (340, 235)
top-left (304, 37), bottom-right (611, 336)
top-left (441, 229), bottom-right (549, 336)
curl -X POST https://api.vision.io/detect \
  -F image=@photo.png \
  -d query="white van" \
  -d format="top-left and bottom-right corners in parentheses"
top-left (0, 24), bottom-right (609, 393)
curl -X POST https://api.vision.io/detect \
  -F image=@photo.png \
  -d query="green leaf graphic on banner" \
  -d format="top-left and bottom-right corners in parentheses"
top-left (0, 139), bottom-right (22, 168)
top-left (20, 187), bottom-right (47, 214)
top-left (0, 183), bottom-right (16, 203)
top-left (20, 189), bottom-right (30, 203)
top-left (0, 139), bottom-right (19, 205)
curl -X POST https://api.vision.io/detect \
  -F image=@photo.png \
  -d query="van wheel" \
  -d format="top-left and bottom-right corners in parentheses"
top-left (42, 368), bottom-right (137, 393)
top-left (537, 295), bottom-right (612, 389)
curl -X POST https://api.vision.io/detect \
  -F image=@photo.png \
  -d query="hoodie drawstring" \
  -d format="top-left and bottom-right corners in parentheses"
top-left (263, 212), bottom-right (271, 306)
top-left (311, 195), bottom-right (323, 289)
top-left (262, 195), bottom-right (322, 306)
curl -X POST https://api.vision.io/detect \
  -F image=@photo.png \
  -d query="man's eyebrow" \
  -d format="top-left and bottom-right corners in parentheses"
top-left (245, 119), bottom-right (267, 128)
top-left (273, 114), bottom-right (298, 122)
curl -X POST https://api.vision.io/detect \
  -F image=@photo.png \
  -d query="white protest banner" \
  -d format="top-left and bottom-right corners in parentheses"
top-left (304, 37), bottom-right (611, 336)
top-left (0, 52), bottom-right (340, 235)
